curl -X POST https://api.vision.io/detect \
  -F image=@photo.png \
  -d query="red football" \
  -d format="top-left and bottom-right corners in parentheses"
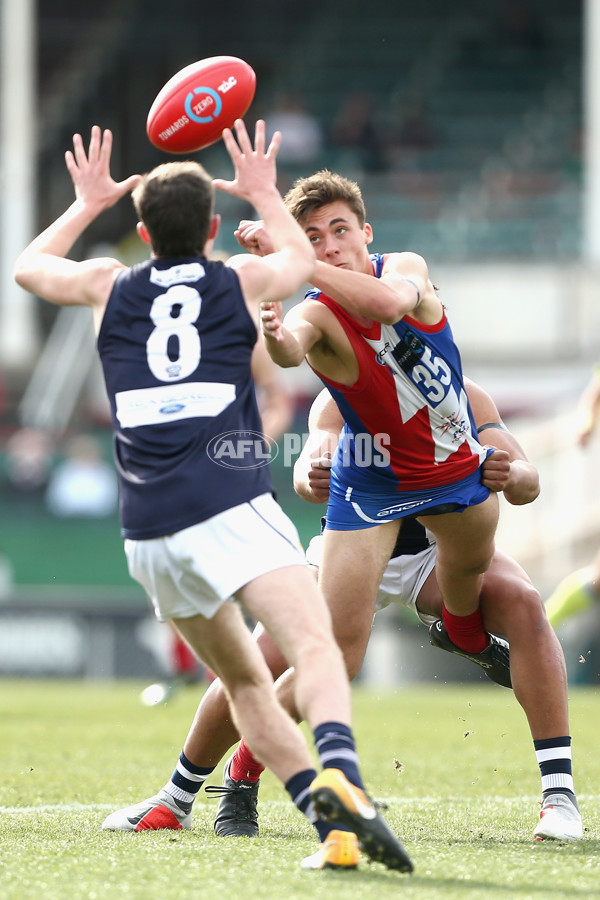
top-left (146, 56), bottom-right (256, 154)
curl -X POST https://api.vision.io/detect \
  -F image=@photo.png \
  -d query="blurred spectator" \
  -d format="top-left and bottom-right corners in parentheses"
top-left (495, 1), bottom-right (547, 54)
top-left (329, 92), bottom-right (388, 173)
top-left (264, 91), bottom-right (324, 168)
top-left (3, 428), bottom-right (54, 506)
top-left (45, 433), bottom-right (118, 518)
top-left (393, 95), bottom-right (440, 151)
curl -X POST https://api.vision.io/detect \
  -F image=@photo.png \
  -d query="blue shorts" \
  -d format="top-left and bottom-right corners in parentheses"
top-left (325, 465), bottom-right (490, 531)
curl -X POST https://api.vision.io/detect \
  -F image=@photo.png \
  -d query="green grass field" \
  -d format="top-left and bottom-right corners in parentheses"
top-left (1, 679), bottom-right (599, 899)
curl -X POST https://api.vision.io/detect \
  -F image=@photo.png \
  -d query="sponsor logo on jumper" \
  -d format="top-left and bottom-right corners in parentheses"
top-left (391, 330), bottom-right (425, 373)
top-left (375, 341), bottom-right (393, 365)
top-left (440, 415), bottom-right (468, 443)
top-left (150, 263), bottom-right (205, 287)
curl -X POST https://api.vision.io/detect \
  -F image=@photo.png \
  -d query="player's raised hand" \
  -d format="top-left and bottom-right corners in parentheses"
top-left (213, 120), bottom-right (281, 203)
top-left (65, 126), bottom-right (141, 211)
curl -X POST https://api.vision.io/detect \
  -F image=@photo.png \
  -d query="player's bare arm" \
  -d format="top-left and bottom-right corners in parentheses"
top-left (261, 301), bottom-right (322, 366)
top-left (261, 298), bottom-right (359, 387)
top-left (466, 377), bottom-right (540, 505)
top-left (293, 389), bottom-right (342, 503)
top-left (14, 126), bottom-right (139, 320)
top-left (235, 216), bottom-right (433, 325)
top-left (215, 121), bottom-right (315, 309)
top-left (309, 250), bottom-right (434, 325)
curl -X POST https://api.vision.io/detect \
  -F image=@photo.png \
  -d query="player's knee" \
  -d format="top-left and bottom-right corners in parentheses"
top-left (472, 541), bottom-right (497, 574)
top-left (226, 669), bottom-right (276, 709)
top-left (438, 539), bottom-right (495, 578)
top-left (296, 628), bottom-right (344, 671)
top-left (442, 554), bottom-right (494, 580)
top-left (495, 582), bottom-right (547, 638)
top-left (519, 586), bottom-right (549, 630)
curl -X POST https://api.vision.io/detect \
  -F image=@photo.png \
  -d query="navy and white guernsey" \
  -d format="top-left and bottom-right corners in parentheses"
top-left (97, 257), bottom-right (272, 540)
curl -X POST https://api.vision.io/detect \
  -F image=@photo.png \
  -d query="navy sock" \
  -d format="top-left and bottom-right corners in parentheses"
top-left (285, 768), bottom-right (352, 841)
top-left (313, 721), bottom-right (364, 790)
top-left (163, 750), bottom-right (214, 812)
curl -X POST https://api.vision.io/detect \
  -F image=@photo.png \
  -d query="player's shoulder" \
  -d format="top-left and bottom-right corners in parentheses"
top-left (287, 295), bottom-right (332, 327)
top-left (222, 251), bottom-right (267, 304)
top-left (298, 295), bottom-right (351, 332)
top-left (86, 256), bottom-right (126, 277)
top-left (383, 249), bottom-right (427, 272)
top-left (84, 257), bottom-right (128, 307)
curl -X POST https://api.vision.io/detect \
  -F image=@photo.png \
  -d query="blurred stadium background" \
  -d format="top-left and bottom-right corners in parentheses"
top-left (0, 0), bottom-right (598, 685)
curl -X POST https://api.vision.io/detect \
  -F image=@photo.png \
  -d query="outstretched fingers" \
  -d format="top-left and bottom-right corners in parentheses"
top-left (232, 118), bottom-right (254, 155)
top-left (220, 125), bottom-right (241, 165)
top-left (64, 125), bottom-right (140, 205)
top-left (266, 129), bottom-right (281, 159)
top-left (214, 118), bottom-right (279, 201)
top-left (68, 126), bottom-right (111, 173)
top-left (87, 125), bottom-right (102, 164)
top-left (71, 132), bottom-right (87, 169)
top-left (98, 128), bottom-right (114, 167)
top-left (220, 118), bottom-right (270, 166)
top-left (250, 119), bottom-right (265, 155)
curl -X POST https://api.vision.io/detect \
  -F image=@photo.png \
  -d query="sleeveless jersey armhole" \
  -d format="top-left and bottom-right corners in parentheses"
top-left (307, 294), bottom-right (375, 394)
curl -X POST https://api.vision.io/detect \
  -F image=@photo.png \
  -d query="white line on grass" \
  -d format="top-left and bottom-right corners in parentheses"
top-left (2, 796), bottom-right (597, 816)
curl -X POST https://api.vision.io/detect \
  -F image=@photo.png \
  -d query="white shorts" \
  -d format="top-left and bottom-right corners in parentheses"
top-left (305, 533), bottom-right (437, 626)
top-left (125, 493), bottom-right (306, 621)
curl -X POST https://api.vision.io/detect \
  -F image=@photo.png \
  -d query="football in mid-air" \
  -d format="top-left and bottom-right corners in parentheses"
top-left (146, 56), bottom-right (256, 154)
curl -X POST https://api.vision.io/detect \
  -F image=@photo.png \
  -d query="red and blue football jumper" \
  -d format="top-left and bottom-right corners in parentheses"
top-left (305, 253), bottom-right (489, 529)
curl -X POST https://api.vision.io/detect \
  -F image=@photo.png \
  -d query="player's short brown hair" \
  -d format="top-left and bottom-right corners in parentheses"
top-left (132, 161), bottom-right (213, 257)
top-left (284, 169), bottom-right (366, 226)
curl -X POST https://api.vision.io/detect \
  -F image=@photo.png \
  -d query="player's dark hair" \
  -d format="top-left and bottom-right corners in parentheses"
top-left (284, 169), bottom-right (366, 226)
top-left (132, 161), bottom-right (213, 257)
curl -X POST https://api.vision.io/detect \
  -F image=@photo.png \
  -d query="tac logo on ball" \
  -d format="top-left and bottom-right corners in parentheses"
top-left (147, 56), bottom-right (256, 154)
